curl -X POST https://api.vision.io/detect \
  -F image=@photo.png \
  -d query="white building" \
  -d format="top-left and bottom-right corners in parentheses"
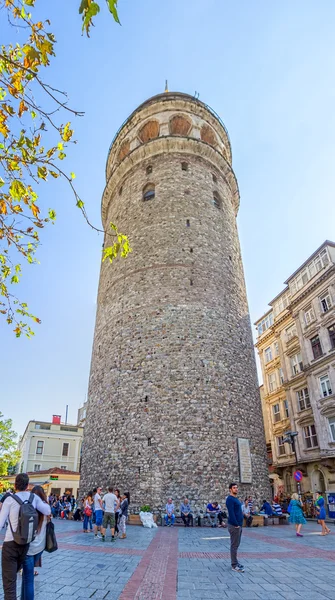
top-left (18, 415), bottom-right (83, 474)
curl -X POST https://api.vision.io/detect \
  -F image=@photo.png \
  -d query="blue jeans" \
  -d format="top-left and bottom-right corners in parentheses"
top-left (83, 514), bottom-right (92, 530)
top-left (165, 514), bottom-right (175, 525)
top-left (21, 551), bottom-right (43, 600)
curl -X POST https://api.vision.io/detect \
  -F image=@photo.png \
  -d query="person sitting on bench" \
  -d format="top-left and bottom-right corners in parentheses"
top-left (180, 498), bottom-right (193, 527)
top-left (261, 500), bottom-right (276, 516)
top-left (164, 498), bottom-right (175, 526)
top-left (206, 501), bottom-right (221, 527)
top-left (272, 497), bottom-right (283, 516)
top-left (242, 498), bottom-right (253, 527)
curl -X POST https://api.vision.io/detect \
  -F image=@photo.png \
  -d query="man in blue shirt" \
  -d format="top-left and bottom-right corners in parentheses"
top-left (180, 498), bottom-right (193, 527)
top-left (226, 482), bottom-right (244, 572)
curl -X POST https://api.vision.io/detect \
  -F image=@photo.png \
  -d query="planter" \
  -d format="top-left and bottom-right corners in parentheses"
top-left (128, 514), bottom-right (158, 526)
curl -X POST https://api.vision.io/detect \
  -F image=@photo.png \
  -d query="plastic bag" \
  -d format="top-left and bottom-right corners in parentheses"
top-left (45, 521), bottom-right (58, 553)
top-left (139, 511), bottom-right (158, 528)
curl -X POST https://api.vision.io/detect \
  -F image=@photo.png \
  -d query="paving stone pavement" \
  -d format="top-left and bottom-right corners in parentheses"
top-left (1, 519), bottom-right (335, 599)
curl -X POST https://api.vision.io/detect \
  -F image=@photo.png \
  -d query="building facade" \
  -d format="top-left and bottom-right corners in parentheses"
top-left (18, 416), bottom-right (83, 474)
top-left (256, 241), bottom-right (335, 502)
top-left (80, 91), bottom-right (269, 510)
top-left (5, 467), bottom-right (80, 498)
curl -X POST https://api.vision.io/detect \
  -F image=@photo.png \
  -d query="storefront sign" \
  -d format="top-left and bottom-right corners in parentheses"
top-left (237, 438), bottom-right (252, 484)
top-left (50, 476), bottom-right (59, 481)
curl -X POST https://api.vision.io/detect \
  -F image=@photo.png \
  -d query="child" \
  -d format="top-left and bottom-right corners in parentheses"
top-left (119, 492), bottom-right (130, 539)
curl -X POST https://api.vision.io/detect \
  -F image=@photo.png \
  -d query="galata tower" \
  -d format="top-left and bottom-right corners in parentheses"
top-left (80, 92), bottom-right (269, 510)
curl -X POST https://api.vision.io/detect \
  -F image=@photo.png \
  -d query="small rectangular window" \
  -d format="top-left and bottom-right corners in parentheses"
top-left (61, 466), bottom-right (67, 470)
top-left (268, 372), bottom-right (277, 393)
top-left (283, 399), bottom-right (289, 418)
top-left (328, 417), bottom-right (335, 442)
top-left (34, 464), bottom-right (41, 472)
top-left (181, 162), bottom-right (188, 171)
top-left (272, 403), bottom-right (281, 423)
top-left (62, 443), bottom-right (69, 457)
top-left (328, 324), bottom-right (335, 349)
top-left (320, 292), bottom-right (332, 313)
top-left (304, 306), bottom-right (315, 326)
top-left (320, 375), bottom-right (333, 398)
top-left (297, 388), bottom-right (310, 411)
top-left (36, 441), bottom-right (44, 455)
top-left (277, 436), bottom-right (286, 456)
top-left (304, 424), bottom-right (318, 449)
top-left (291, 353), bottom-right (303, 376)
top-left (265, 347), bottom-right (273, 363)
top-left (212, 174), bottom-right (217, 183)
top-left (148, 438), bottom-right (152, 446)
top-left (311, 335), bottom-right (323, 360)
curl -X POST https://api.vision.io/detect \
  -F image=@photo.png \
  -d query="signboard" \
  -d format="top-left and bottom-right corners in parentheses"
top-left (294, 470), bottom-right (303, 482)
top-left (50, 476), bottom-right (58, 481)
top-left (237, 438), bottom-right (252, 484)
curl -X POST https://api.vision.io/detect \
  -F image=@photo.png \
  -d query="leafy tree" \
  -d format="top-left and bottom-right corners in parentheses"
top-left (0, 412), bottom-right (20, 490)
top-left (0, 0), bottom-right (130, 338)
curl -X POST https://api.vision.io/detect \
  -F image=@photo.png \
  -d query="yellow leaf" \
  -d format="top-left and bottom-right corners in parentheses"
top-left (0, 201), bottom-right (7, 215)
top-left (18, 100), bottom-right (28, 118)
top-left (31, 204), bottom-right (40, 218)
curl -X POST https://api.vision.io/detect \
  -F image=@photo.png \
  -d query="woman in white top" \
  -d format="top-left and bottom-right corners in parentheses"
top-left (83, 491), bottom-right (94, 532)
top-left (21, 485), bottom-right (49, 600)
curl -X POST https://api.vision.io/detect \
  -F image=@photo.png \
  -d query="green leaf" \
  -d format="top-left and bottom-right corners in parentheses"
top-left (30, 111), bottom-right (37, 119)
top-left (76, 199), bottom-right (84, 209)
top-left (37, 166), bottom-right (48, 180)
top-left (0, 177), bottom-right (4, 188)
top-left (70, 172), bottom-right (76, 179)
top-left (48, 209), bottom-right (56, 220)
top-left (11, 275), bottom-right (19, 284)
top-left (9, 180), bottom-right (26, 200)
top-left (107, 0), bottom-right (120, 24)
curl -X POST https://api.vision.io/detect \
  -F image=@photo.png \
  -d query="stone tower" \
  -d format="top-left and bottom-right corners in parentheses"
top-left (80, 92), bottom-right (269, 510)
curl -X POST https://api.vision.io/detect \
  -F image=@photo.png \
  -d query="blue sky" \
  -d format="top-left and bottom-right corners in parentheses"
top-left (2, 0), bottom-right (335, 436)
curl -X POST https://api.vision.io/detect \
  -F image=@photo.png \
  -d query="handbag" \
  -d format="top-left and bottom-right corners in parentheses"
top-left (45, 520), bottom-right (58, 553)
top-left (84, 506), bottom-right (92, 517)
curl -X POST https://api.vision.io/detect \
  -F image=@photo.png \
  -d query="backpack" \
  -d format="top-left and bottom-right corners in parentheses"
top-left (9, 493), bottom-right (38, 545)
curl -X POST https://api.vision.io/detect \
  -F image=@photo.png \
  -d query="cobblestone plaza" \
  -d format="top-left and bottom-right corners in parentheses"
top-left (2, 520), bottom-right (335, 600)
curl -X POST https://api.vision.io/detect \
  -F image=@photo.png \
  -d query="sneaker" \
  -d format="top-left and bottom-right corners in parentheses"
top-left (237, 563), bottom-right (244, 569)
top-left (101, 535), bottom-right (105, 542)
top-left (232, 565), bottom-right (244, 572)
top-left (111, 537), bottom-right (116, 542)
top-left (95, 533), bottom-right (102, 539)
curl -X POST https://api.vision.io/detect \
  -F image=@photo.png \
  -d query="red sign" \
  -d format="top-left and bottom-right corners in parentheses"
top-left (294, 470), bottom-right (303, 482)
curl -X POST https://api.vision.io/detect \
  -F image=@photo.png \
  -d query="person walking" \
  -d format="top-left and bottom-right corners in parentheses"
top-left (119, 492), bottom-right (130, 539)
top-left (83, 492), bottom-right (93, 533)
top-left (0, 473), bottom-right (51, 600)
top-left (21, 486), bottom-right (49, 599)
top-left (289, 493), bottom-right (306, 537)
top-left (315, 492), bottom-right (331, 536)
top-left (101, 487), bottom-right (119, 542)
top-left (226, 483), bottom-right (244, 573)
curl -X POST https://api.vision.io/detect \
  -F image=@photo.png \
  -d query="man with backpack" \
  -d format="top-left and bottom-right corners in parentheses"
top-left (0, 473), bottom-right (51, 600)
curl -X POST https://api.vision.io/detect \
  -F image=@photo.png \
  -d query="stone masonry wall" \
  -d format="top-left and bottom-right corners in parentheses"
top-left (80, 95), bottom-right (270, 512)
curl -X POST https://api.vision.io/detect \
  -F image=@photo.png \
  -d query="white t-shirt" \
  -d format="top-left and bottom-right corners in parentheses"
top-left (94, 493), bottom-right (102, 511)
top-left (0, 491), bottom-right (51, 543)
top-left (103, 493), bottom-right (118, 513)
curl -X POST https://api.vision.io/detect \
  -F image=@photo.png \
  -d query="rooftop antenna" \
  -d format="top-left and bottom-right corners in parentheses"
top-left (65, 404), bottom-right (68, 425)
top-left (165, 80), bottom-right (169, 93)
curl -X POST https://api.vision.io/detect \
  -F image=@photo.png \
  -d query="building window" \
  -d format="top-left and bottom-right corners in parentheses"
top-left (61, 466), bottom-right (67, 470)
top-left (303, 424), bottom-right (318, 449)
top-left (283, 399), bottom-right (289, 418)
top-left (304, 306), bottom-right (315, 326)
top-left (257, 313), bottom-right (273, 336)
top-left (268, 372), bottom-right (277, 393)
top-left (328, 417), bottom-right (335, 442)
top-left (274, 341), bottom-right (279, 356)
top-left (297, 388), bottom-right (311, 411)
top-left (265, 346), bottom-right (273, 363)
top-left (36, 441), bottom-right (44, 455)
top-left (142, 183), bottom-right (155, 201)
top-left (278, 368), bottom-right (284, 384)
top-left (212, 173), bottom-right (217, 183)
top-left (286, 324), bottom-right (297, 342)
top-left (291, 353), bottom-right (303, 376)
top-left (62, 443), bottom-right (69, 457)
top-left (34, 465), bottom-right (41, 472)
top-left (320, 375), bottom-right (333, 398)
top-left (181, 162), bottom-right (188, 171)
top-left (272, 403), bottom-right (281, 423)
top-left (320, 292), bottom-right (332, 313)
top-left (311, 335), bottom-right (323, 359)
top-left (273, 291), bottom-right (290, 317)
top-left (290, 248), bottom-right (330, 294)
top-left (277, 436), bottom-right (286, 456)
top-left (328, 324), bottom-right (335, 349)
top-left (212, 191), bottom-right (222, 209)
top-left (146, 165), bottom-right (153, 175)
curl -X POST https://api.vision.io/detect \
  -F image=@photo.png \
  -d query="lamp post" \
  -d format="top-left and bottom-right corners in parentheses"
top-left (283, 431), bottom-right (300, 494)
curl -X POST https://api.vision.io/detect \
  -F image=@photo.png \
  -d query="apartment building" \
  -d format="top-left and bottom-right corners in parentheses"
top-left (18, 415), bottom-right (83, 474)
top-left (255, 241), bottom-right (335, 500)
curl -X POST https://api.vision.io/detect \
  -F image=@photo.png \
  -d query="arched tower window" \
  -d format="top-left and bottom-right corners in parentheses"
top-left (117, 139), bottom-right (130, 162)
top-left (169, 115), bottom-right (192, 136)
top-left (143, 183), bottom-right (155, 201)
top-left (200, 124), bottom-right (217, 148)
top-left (138, 120), bottom-right (160, 144)
top-left (212, 191), bottom-right (222, 209)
